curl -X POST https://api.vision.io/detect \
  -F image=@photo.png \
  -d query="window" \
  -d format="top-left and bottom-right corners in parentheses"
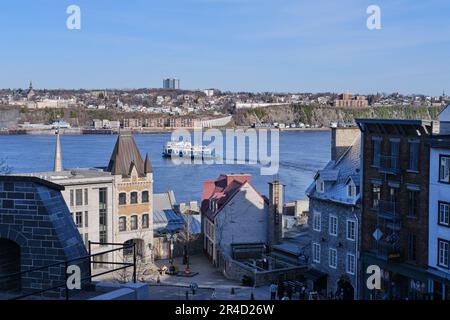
top-left (142, 214), bottom-right (149, 229)
top-left (75, 212), bottom-right (83, 227)
top-left (70, 190), bottom-right (74, 206)
top-left (329, 248), bottom-right (337, 269)
top-left (313, 212), bottom-right (321, 232)
top-left (346, 253), bottom-right (356, 275)
top-left (119, 217), bottom-right (127, 232)
top-left (390, 140), bottom-right (400, 160)
top-left (389, 187), bottom-right (398, 203)
top-left (347, 220), bottom-right (356, 241)
top-left (84, 211), bottom-right (88, 228)
top-left (372, 139), bottom-right (381, 167)
top-left (408, 234), bottom-right (417, 261)
top-left (130, 215), bottom-right (138, 230)
top-left (372, 185), bottom-right (381, 209)
top-left (408, 190), bottom-right (419, 217)
top-left (130, 192), bottom-right (138, 204)
top-left (142, 191), bottom-right (149, 203)
top-left (84, 189), bottom-right (89, 205)
top-left (316, 179), bottom-right (324, 193)
top-left (99, 230), bottom-right (107, 244)
top-left (438, 239), bottom-right (450, 268)
top-left (329, 215), bottom-right (338, 236)
top-left (75, 189), bottom-right (83, 206)
top-left (439, 202), bottom-right (450, 226)
top-left (313, 243), bottom-right (321, 263)
top-left (119, 193), bottom-right (127, 205)
top-left (409, 142), bottom-right (419, 171)
top-left (347, 183), bottom-right (357, 198)
top-left (440, 156), bottom-right (450, 183)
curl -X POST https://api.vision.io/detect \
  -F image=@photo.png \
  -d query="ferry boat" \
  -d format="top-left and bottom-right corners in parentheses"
top-left (162, 141), bottom-right (213, 159)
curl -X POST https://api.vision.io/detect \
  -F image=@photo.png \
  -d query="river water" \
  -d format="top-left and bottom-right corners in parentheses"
top-left (0, 131), bottom-right (330, 203)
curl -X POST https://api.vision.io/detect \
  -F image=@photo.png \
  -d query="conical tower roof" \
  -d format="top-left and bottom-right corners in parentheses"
top-left (144, 153), bottom-right (153, 174)
top-left (107, 131), bottom-right (146, 177)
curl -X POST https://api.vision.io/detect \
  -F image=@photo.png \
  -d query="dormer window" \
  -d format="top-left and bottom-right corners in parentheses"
top-left (316, 179), bottom-right (325, 193)
top-left (347, 183), bottom-right (356, 198)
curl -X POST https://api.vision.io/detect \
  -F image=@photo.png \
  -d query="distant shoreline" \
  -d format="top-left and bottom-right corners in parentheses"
top-left (0, 126), bottom-right (331, 136)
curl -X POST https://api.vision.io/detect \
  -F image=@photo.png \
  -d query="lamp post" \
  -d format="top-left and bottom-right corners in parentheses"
top-left (166, 232), bottom-right (178, 270)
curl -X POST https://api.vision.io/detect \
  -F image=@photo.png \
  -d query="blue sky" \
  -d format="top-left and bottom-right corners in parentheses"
top-left (1, 0), bottom-right (449, 95)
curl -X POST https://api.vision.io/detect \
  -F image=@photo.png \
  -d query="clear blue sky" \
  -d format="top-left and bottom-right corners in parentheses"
top-left (1, 0), bottom-right (449, 95)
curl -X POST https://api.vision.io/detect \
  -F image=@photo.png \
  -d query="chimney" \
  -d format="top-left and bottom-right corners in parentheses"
top-left (54, 130), bottom-right (63, 172)
top-left (268, 181), bottom-right (284, 246)
top-left (331, 127), bottom-right (360, 161)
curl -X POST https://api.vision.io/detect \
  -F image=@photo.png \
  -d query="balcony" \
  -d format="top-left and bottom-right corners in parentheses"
top-left (374, 240), bottom-right (403, 262)
top-left (378, 155), bottom-right (400, 174)
top-left (378, 200), bottom-right (401, 222)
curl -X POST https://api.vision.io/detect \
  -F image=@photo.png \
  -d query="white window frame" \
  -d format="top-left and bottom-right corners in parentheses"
top-left (438, 239), bottom-right (450, 268)
top-left (346, 253), bottom-right (356, 275)
top-left (347, 181), bottom-right (356, 198)
top-left (329, 248), bottom-right (337, 269)
top-left (329, 215), bottom-right (338, 236)
top-left (346, 220), bottom-right (356, 241)
top-left (313, 212), bottom-right (322, 232)
top-left (439, 202), bottom-right (450, 226)
top-left (313, 243), bottom-right (321, 263)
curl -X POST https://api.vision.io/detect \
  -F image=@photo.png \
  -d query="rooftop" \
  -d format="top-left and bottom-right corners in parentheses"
top-left (20, 169), bottom-right (113, 184)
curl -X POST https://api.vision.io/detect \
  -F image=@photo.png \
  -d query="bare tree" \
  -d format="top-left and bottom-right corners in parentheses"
top-left (0, 158), bottom-right (12, 175)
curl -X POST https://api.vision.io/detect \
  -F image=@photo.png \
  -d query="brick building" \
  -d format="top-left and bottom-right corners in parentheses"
top-left (356, 119), bottom-right (437, 300)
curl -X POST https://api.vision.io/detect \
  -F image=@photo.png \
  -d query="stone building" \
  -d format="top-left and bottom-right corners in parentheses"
top-left (306, 127), bottom-right (361, 299)
top-left (356, 119), bottom-right (437, 300)
top-left (25, 130), bottom-right (154, 265)
top-left (0, 176), bottom-right (88, 295)
top-left (106, 131), bottom-right (154, 263)
top-left (428, 137), bottom-right (450, 300)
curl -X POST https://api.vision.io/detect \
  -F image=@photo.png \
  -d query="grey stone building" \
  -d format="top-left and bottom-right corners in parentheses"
top-left (0, 176), bottom-right (88, 296)
top-left (306, 127), bottom-right (361, 300)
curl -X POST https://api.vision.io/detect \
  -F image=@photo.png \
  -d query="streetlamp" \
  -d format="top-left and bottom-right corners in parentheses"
top-left (166, 232), bottom-right (178, 272)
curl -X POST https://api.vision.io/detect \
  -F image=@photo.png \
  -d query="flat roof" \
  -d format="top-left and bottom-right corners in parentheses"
top-left (0, 175), bottom-right (64, 191)
top-left (20, 169), bottom-right (113, 183)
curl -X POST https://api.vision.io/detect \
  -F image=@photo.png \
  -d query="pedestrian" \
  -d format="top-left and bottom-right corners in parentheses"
top-left (277, 281), bottom-right (285, 300)
top-left (286, 285), bottom-right (293, 300)
top-left (269, 283), bottom-right (278, 300)
top-left (211, 289), bottom-right (217, 300)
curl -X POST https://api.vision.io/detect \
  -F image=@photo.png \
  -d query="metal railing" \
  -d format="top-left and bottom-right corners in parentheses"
top-left (378, 200), bottom-right (400, 221)
top-left (379, 155), bottom-right (400, 174)
top-left (0, 241), bottom-right (136, 300)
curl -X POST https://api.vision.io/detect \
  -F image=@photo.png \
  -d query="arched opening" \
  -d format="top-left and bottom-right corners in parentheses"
top-left (0, 238), bottom-right (21, 292)
top-left (336, 277), bottom-right (355, 300)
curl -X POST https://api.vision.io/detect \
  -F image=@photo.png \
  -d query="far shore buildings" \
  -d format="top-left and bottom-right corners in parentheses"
top-left (334, 93), bottom-right (369, 108)
top-left (306, 127), bottom-right (361, 300)
top-left (23, 131), bottom-right (155, 265)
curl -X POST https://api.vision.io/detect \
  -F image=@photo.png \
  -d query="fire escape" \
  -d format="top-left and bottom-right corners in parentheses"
top-left (373, 152), bottom-right (403, 261)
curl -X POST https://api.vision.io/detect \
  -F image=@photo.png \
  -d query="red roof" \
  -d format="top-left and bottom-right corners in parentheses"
top-left (202, 174), bottom-right (266, 220)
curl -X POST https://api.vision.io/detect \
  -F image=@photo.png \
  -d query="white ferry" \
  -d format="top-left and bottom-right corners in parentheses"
top-left (162, 141), bottom-right (213, 159)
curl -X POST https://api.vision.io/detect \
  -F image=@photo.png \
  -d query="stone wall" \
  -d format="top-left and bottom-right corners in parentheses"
top-left (0, 177), bottom-right (88, 297)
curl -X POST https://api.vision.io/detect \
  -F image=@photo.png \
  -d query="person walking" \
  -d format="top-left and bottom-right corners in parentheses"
top-left (269, 283), bottom-right (278, 300)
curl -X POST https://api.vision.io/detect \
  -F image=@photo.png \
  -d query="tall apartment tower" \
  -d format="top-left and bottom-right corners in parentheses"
top-left (268, 181), bottom-right (284, 247)
top-left (163, 78), bottom-right (180, 90)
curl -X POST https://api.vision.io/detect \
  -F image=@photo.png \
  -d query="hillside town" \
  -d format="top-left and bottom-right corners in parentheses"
top-left (1, 102), bottom-right (450, 301)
